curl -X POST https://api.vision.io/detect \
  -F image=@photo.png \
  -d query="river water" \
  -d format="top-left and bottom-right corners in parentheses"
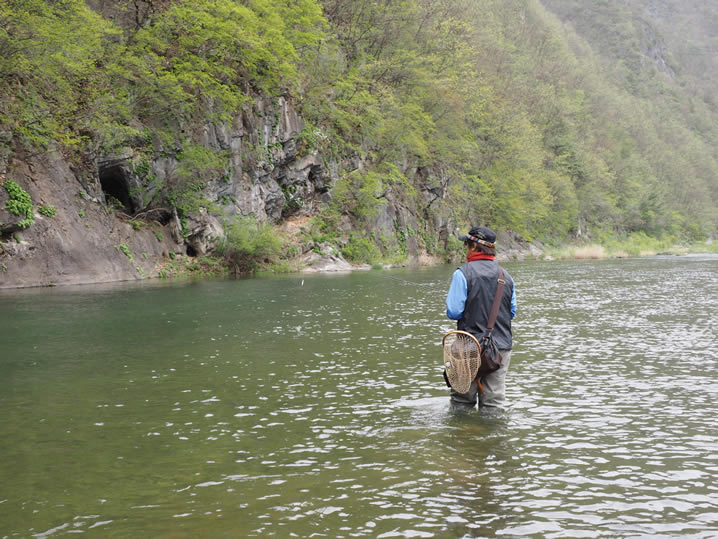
top-left (1, 255), bottom-right (717, 537)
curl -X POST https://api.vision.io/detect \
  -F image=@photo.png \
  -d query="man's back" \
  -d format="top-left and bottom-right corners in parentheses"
top-left (457, 259), bottom-right (514, 350)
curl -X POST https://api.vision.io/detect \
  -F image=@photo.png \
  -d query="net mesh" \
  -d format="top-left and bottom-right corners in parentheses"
top-left (442, 331), bottom-right (481, 394)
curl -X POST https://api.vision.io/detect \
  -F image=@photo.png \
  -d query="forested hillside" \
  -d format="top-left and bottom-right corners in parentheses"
top-left (538, 0), bottom-right (718, 235)
top-left (1, 0), bottom-right (716, 284)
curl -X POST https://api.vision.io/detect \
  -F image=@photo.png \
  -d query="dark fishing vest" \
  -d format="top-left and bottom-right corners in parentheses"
top-left (457, 259), bottom-right (514, 350)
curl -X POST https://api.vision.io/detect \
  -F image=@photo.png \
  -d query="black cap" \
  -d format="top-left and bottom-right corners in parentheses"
top-left (458, 226), bottom-right (497, 246)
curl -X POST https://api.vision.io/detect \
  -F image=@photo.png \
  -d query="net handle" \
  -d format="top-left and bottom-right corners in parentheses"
top-left (442, 330), bottom-right (481, 352)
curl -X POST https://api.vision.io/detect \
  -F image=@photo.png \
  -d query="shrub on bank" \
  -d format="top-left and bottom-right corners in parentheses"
top-left (341, 234), bottom-right (382, 264)
top-left (216, 216), bottom-right (282, 275)
top-left (543, 231), bottom-right (717, 260)
top-left (603, 232), bottom-right (676, 257)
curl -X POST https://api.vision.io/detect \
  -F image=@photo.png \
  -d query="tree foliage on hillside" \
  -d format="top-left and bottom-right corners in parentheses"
top-left (0, 0), bottom-right (324, 151)
top-left (1, 0), bottom-right (716, 250)
top-left (308, 0), bottom-right (717, 241)
top-left (537, 0), bottom-right (718, 235)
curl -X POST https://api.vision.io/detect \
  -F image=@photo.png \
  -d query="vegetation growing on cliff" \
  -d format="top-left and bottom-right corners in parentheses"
top-left (3, 180), bottom-right (34, 229)
top-left (216, 215), bottom-right (283, 275)
top-left (1, 0), bottom-right (717, 273)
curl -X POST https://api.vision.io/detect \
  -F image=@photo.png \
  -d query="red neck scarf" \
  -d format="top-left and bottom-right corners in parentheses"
top-left (467, 252), bottom-right (494, 262)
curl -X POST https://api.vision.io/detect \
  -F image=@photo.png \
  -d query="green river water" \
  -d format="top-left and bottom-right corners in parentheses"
top-left (1, 255), bottom-right (717, 537)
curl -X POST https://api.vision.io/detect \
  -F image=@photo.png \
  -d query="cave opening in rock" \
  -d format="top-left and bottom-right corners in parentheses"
top-left (99, 164), bottom-right (135, 214)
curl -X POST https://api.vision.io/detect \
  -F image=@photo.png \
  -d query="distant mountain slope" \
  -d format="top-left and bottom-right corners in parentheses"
top-left (539, 0), bottom-right (718, 146)
top-left (536, 0), bottom-right (718, 230)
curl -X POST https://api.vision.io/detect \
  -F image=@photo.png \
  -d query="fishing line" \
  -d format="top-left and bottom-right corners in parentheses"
top-left (369, 270), bottom-right (450, 294)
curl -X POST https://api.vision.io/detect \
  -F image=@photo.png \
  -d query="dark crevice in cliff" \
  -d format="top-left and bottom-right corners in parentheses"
top-left (99, 164), bottom-right (135, 215)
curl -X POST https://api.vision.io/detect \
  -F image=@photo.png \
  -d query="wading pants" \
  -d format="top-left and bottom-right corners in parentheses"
top-left (450, 349), bottom-right (512, 409)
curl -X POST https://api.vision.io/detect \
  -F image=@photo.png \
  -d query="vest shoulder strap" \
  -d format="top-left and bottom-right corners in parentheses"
top-left (486, 267), bottom-right (505, 333)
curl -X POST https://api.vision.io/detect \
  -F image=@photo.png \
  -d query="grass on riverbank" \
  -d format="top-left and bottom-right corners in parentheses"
top-left (545, 234), bottom-right (718, 260)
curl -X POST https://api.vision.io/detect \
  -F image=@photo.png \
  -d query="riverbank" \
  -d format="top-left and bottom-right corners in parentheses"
top-left (162, 234), bottom-right (718, 280)
top-left (297, 233), bottom-right (718, 273)
top-left (2, 149), bottom-right (714, 290)
top-left (2, 212), bottom-right (715, 288)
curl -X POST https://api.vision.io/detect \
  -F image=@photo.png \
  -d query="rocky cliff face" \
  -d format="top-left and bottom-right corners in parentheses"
top-left (180, 95), bottom-right (332, 257)
top-left (0, 90), bottom-right (539, 289)
top-left (0, 95), bottom-right (364, 288)
top-left (0, 149), bottom-right (180, 288)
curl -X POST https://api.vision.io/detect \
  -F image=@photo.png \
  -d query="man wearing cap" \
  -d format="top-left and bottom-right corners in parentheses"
top-left (445, 226), bottom-right (517, 409)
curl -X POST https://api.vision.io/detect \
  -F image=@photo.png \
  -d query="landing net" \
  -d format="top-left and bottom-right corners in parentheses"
top-left (442, 330), bottom-right (481, 394)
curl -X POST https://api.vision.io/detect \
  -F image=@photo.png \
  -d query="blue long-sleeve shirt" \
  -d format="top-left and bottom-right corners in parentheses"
top-left (446, 269), bottom-right (516, 320)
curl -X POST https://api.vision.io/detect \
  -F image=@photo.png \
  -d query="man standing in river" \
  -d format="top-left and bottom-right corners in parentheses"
top-left (445, 226), bottom-right (516, 409)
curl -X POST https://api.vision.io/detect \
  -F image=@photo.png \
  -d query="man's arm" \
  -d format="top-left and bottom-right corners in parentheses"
top-left (446, 269), bottom-right (467, 320)
top-left (510, 286), bottom-right (517, 320)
